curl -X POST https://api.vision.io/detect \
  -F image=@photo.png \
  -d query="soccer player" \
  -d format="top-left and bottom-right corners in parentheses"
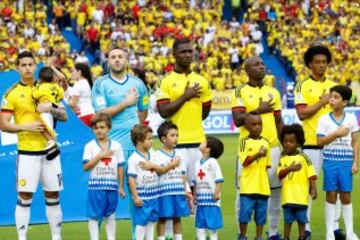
top-left (231, 56), bottom-right (283, 240)
top-left (83, 113), bottom-right (126, 240)
top-left (0, 51), bottom-right (68, 240)
top-left (127, 124), bottom-right (179, 240)
top-left (238, 113), bottom-right (271, 240)
top-left (277, 124), bottom-right (317, 240)
top-left (294, 45), bottom-right (342, 239)
top-left (91, 47), bottom-right (149, 239)
top-left (317, 85), bottom-right (359, 240)
top-left (156, 38), bottom-right (212, 187)
top-left (156, 121), bottom-right (190, 240)
top-left (193, 136), bottom-right (224, 240)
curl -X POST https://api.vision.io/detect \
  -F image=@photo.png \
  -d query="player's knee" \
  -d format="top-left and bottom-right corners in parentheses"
top-left (17, 196), bottom-right (33, 207)
top-left (44, 191), bottom-right (59, 199)
top-left (339, 192), bottom-right (351, 205)
top-left (326, 193), bottom-right (337, 204)
top-left (18, 192), bottom-right (33, 200)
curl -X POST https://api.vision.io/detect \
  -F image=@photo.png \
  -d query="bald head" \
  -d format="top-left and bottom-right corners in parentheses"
top-left (243, 56), bottom-right (266, 83)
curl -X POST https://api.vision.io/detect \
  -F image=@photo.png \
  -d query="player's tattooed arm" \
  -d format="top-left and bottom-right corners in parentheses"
top-left (50, 106), bottom-right (68, 122)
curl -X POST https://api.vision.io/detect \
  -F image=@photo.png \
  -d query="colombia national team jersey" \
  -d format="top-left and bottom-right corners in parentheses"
top-left (1, 82), bottom-right (47, 152)
top-left (295, 76), bottom-right (336, 146)
top-left (231, 84), bottom-right (282, 147)
top-left (156, 71), bottom-right (212, 145)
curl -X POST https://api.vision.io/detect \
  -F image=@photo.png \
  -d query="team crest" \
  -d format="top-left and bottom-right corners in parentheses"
top-left (96, 96), bottom-right (105, 106)
top-left (1, 98), bottom-right (8, 107)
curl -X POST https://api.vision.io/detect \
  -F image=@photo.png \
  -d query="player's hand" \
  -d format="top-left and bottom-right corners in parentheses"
top-left (213, 192), bottom-right (220, 201)
top-left (310, 187), bottom-right (317, 200)
top-left (183, 81), bottom-right (202, 100)
top-left (139, 161), bottom-right (155, 171)
top-left (118, 188), bottom-right (126, 198)
top-left (335, 126), bottom-right (350, 137)
top-left (133, 196), bottom-right (143, 207)
top-left (97, 149), bottom-right (113, 159)
top-left (320, 92), bottom-right (331, 106)
top-left (258, 97), bottom-right (275, 114)
top-left (352, 163), bottom-right (358, 175)
top-left (23, 121), bottom-right (45, 132)
top-left (185, 191), bottom-right (193, 202)
top-left (258, 146), bottom-right (267, 157)
top-left (170, 156), bottom-right (181, 168)
top-left (123, 90), bottom-right (138, 107)
top-left (288, 161), bottom-right (302, 172)
top-left (36, 102), bottom-right (52, 113)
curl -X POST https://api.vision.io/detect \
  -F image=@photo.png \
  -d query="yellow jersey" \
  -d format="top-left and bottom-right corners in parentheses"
top-left (1, 82), bottom-right (47, 152)
top-left (231, 84), bottom-right (282, 147)
top-left (277, 152), bottom-right (316, 206)
top-left (294, 77), bottom-right (336, 146)
top-left (239, 137), bottom-right (271, 196)
top-left (32, 82), bottom-right (64, 106)
top-left (156, 71), bottom-right (212, 145)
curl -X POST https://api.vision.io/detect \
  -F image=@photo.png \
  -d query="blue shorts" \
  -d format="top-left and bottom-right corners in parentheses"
top-left (133, 198), bottom-right (159, 226)
top-left (195, 205), bottom-right (223, 230)
top-left (238, 195), bottom-right (268, 225)
top-left (159, 195), bottom-right (190, 218)
top-left (323, 160), bottom-right (353, 192)
top-left (87, 190), bottom-right (118, 220)
top-left (283, 205), bottom-right (308, 224)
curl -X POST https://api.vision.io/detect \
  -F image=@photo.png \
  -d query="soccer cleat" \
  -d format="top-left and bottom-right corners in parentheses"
top-left (255, 237), bottom-right (263, 240)
top-left (165, 237), bottom-right (173, 240)
top-left (268, 234), bottom-right (282, 240)
top-left (238, 235), bottom-right (248, 240)
top-left (304, 231), bottom-right (311, 240)
top-left (346, 233), bottom-right (359, 240)
top-left (298, 237), bottom-right (306, 240)
top-left (334, 229), bottom-right (346, 240)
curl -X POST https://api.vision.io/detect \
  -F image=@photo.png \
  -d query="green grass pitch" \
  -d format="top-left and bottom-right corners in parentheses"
top-left (0, 135), bottom-right (359, 239)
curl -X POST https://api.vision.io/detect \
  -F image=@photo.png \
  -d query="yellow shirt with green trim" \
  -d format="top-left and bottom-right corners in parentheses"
top-left (277, 152), bottom-right (316, 206)
top-left (294, 77), bottom-right (336, 146)
top-left (239, 137), bottom-right (271, 196)
top-left (32, 82), bottom-right (64, 106)
top-left (231, 84), bottom-right (282, 147)
top-left (1, 82), bottom-right (47, 151)
top-left (156, 71), bottom-right (212, 145)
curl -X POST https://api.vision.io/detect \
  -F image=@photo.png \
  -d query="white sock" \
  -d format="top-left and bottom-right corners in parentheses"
top-left (325, 202), bottom-right (336, 240)
top-left (235, 191), bottom-right (240, 234)
top-left (342, 204), bottom-right (355, 237)
top-left (45, 198), bottom-right (62, 240)
top-left (196, 228), bottom-right (206, 240)
top-left (305, 196), bottom-right (313, 232)
top-left (268, 188), bottom-right (281, 236)
top-left (209, 230), bottom-right (218, 240)
top-left (145, 222), bottom-right (155, 240)
top-left (174, 234), bottom-right (182, 240)
top-left (158, 237), bottom-right (165, 240)
top-left (334, 197), bottom-right (341, 230)
top-left (136, 225), bottom-right (146, 240)
top-left (165, 220), bottom-right (173, 237)
top-left (88, 219), bottom-right (99, 240)
top-left (105, 214), bottom-right (116, 240)
top-left (15, 197), bottom-right (32, 240)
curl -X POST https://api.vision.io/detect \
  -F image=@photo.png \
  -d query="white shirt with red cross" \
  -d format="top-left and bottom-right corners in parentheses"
top-left (192, 157), bottom-right (224, 207)
top-left (83, 139), bottom-right (125, 190)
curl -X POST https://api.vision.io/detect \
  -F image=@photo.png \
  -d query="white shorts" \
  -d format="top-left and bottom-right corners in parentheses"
top-left (302, 148), bottom-right (322, 176)
top-left (176, 147), bottom-right (202, 186)
top-left (16, 153), bottom-right (63, 192)
top-left (268, 146), bottom-right (282, 188)
top-left (235, 146), bottom-right (282, 189)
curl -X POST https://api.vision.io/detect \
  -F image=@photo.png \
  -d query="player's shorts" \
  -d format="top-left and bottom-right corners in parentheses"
top-left (176, 147), bottom-right (201, 186)
top-left (302, 148), bottom-right (322, 176)
top-left (238, 195), bottom-right (268, 225)
top-left (268, 146), bottom-right (282, 188)
top-left (133, 198), bottom-right (159, 226)
top-left (323, 160), bottom-right (353, 192)
top-left (283, 205), bottom-right (308, 224)
top-left (158, 194), bottom-right (190, 218)
top-left (87, 189), bottom-right (118, 220)
top-left (16, 152), bottom-right (63, 192)
top-left (195, 205), bottom-right (223, 230)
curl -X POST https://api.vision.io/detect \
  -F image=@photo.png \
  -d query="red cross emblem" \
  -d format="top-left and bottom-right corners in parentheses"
top-left (101, 157), bottom-right (112, 166)
top-left (198, 169), bottom-right (205, 180)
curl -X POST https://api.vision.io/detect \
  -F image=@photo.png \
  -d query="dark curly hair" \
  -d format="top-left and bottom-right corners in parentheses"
top-left (303, 45), bottom-right (332, 68)
top-left (280, 124), bottom-right (305, 147)
top-left (330, 85), bottom-right (352, 101)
